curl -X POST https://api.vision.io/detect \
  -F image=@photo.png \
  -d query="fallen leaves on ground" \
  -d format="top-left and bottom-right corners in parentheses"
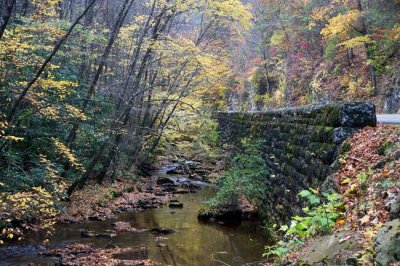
top-left (58, 177), bottom-right (170, 223)
top-left (335, 124), bottom-right (400, 262)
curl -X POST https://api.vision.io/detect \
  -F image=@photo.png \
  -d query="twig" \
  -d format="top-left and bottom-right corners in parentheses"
top-left (211, 253), bottom-right (231, 266)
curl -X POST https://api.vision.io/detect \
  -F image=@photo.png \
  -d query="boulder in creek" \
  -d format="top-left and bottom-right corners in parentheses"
top-left (80, 229), bottom-right (117, 238)
top-left (198, 196), bottom-right (257, 222)
top-left (150, 227), bottom-right (175, 234)
top-left (111, 221), bottom-right (147, 233)
top-left (80, 229), bottom-right (96, 238)
top-left (95, 233), bottom-right (117, 238)
top-left (169, 202), bottom-right (183, 208)
top-left (88, 216), bottom-right (106, 221)
top-left (156, 177), bottom-right (175, 185)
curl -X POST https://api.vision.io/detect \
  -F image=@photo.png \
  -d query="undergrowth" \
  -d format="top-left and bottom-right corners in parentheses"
top-left (208, 138), bottom-right (270, 211)
top-left (264, 188), bottom-right (344, 262)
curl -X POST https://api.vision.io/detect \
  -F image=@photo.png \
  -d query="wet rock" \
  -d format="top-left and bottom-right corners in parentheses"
top-left (162, 186), bottom-right (177, 192)
top-left (155, 237), bottom-right (168, 241)
top-left (185, 160), bottom-right (200, 168)
top-left (169, 199), bottom-right (180, 203)
top-left (173, 189), bottom-right (196, 194)
top-left (111, 221), bottom-right (147, 232)
top-left (320, 174), bottom-right (340, 194)
top-left (156, 243), bottom-right (167, 248)
top-left (80, 229), bottom-right (96, 238)
top-left (301, 232), bottom-right (362, 265)
top-left (198, 196), bottom-right (257, 222)
top-left (150, 227), bottom-right (175, 234)
top-left (166, 168), bottom-right (185, 175)
top-left (137, 199), bottom-right (153, 208)
top-left (193, 169), bottom-right (209, 176)
top-left (95, 233), bottom-right (117, 238)
top-left (156, 177), bottom-right (175, 185)
top-left (80, 229), bottom-right (116, 238)
top-left (174, 177), bottom-right (203, 189)
top-left (144, 183), bottom-right (153, 192)
top-left (58, 219), bottom-right (80, 224)
top-left (88, 216), bottom-right (106, 221)
top-left (180, 182), bottom-right (200, 189)
top-left (198, 207), bottom-right (242, 221)
top-left (169, 202), bottom-right (183, 208)
top-left (375, 219), bottom-right (400, 266)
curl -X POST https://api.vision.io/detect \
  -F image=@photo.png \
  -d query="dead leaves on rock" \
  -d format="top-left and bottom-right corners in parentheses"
top-left (111, 222), bottom-right (148, 233)
top-left (42, 243), bottom-right (156, 266)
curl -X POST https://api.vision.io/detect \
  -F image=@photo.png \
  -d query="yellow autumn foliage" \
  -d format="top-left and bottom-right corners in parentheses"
top-left (339, 35), bottom-right (374, 48)
top-left (31, 0), bottom-right (62, 20)
top-left (50, 138), bottom-right (84, 171)
top-left (321, 10), bottom-right (362, 40)
top-left (0, 187), bottom-right (61, 243)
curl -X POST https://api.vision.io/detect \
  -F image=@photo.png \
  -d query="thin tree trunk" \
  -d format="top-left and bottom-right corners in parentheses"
top-left (66, 0), bottom-right (134, 146)
top-left (67, 141), bottom-right (108, 196)
top-left (94, 11), bottom-right (172, 182)
top-left (0, 0), bottom-right (16, 40)
top-left (356, 0), bottom-right (377, 94)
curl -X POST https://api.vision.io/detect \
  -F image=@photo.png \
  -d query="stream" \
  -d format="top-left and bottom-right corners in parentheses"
top-left (0, 165), bottom-right (268, 266)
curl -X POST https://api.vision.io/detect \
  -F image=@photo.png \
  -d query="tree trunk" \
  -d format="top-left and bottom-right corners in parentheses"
top-left (67, 141), bottom-right (108, 196)
top-left (0, 0), bottom-right (16, 40)
top-left (66, 0), bottom-right (134, 146)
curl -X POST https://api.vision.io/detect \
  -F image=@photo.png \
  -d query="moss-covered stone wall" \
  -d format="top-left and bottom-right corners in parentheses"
top-left (216, 102), bottom-right (377, 221)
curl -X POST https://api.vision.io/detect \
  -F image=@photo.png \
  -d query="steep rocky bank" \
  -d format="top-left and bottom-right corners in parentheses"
top-left (272, 125), bottom-right (400, 265)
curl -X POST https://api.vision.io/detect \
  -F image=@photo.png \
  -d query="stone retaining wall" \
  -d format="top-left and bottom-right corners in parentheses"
top-left (215, 103), bottom-right (377, 221)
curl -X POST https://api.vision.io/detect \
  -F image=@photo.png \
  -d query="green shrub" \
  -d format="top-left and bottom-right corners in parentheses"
top-left (208, 138), bottom-right (270, 210)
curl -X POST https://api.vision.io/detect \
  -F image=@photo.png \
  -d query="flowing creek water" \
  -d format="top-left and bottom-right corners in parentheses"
top-left (0, 165), bottom-right (268, 266)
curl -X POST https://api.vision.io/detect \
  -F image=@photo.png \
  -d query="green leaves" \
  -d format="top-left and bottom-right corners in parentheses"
top-left (298, 190), bottom-right (311, 198)
top-left (265, 189), bottom-right (344, 261)
top-left (299, 189), bottom-right (320, 205)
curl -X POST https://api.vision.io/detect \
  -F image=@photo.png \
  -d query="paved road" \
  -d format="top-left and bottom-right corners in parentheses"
top-left (377, 114), bottom-right (400, 124)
